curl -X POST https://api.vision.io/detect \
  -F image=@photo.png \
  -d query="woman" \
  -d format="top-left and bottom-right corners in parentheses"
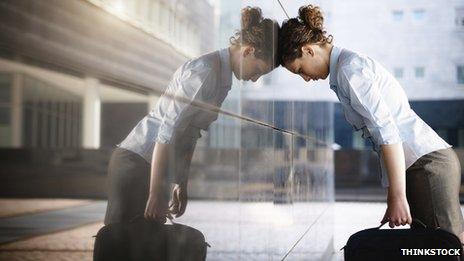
top-left (104, 7), bottom-right (279, 225)
top-left (279, 4), bottom-right (464, 241)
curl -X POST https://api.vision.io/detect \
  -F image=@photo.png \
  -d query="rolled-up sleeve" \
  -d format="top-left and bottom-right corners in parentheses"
top-left (156, 62), bottom-right (213, 144)
top-left (338, 64), bottom-right (402, 146)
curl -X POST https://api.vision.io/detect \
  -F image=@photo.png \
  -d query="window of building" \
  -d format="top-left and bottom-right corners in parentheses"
top-left (392, 10), bottom-right (404, 21)
top-left (159, 3), bottom-right (169, 34)
top-left (415, 67), bottom-right (425, 78)
top-left (168, 9), bottom-right (175, 40)
top-left (0, 106), bottom-right (9, 125)
top-left (126, 0), bottom-right (136, 16)
top-left (181, 22), bottom-right (188, 48)
top-left (352, 131), bottom-right (365, 149)
top-left (22, 76), bottom-right (82, 148)
top-left (173, 17), bottom-right (180, 42)
top-left (394, 67), bottom-right (404, 79)
top-left (0, 74), bottom-right (11, 125)
top-left (412, 9), bottom-right (425, 21)
top-left (458, 129), bottom-right (464, 147)
top-left (135, 0), bottom-right (148, 21)
top-left (436, 129), bottom-right (448, 142)
top-left (0, 73), bottom-right (11, 147)
top-left (149, 1), bottom-right (158, 22)
top-left (192, 27), bottom-right (200, 55)
top-left (456, 7), bottom-right (464, 28)
top-left (457, 65), bottom-right (464, 84)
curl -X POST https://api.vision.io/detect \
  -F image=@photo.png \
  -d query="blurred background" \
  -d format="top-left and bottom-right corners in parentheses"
top-left (0, 0), bottom-right (463, 260)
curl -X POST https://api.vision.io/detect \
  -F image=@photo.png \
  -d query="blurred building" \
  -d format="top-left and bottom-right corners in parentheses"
top-left (0, 0), bottom-right (215, 197)
top-left (0, 0), bottom-right (214, 150)
top-left (242, 0), bottom-right (464, 151)
top-left (328, 0), bottom-right (464, 149)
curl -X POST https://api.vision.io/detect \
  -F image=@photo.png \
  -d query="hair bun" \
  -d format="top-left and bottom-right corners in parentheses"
top-left (298, 5), bottom-right (324, 30)
top-left (241, 6), bottom-right (263, 30)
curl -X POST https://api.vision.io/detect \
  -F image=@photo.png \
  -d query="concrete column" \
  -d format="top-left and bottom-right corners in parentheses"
top-left (82, 77), bottom-right (101, 149)
top-left (11, 73), bottom-right (23, 148)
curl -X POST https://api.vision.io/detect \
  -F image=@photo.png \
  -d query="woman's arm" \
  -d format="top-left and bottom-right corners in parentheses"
top-left (149, 142), bottom-right (170, 195)
top-left (169, 143), bottom-right (196, 218)
top-left (337, 58), bottom-right (410, 227)
top-left (144, 142), bottom-right (171, 222)
top-left (381, 143), bottom-right (412, 227)
top-left (144, 139), bottom-right (196, 221)
top-left (383, 143), bottom-right (406, 197)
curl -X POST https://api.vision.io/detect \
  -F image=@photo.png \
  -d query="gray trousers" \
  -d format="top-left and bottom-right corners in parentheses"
top-left (406, 148), bottom-right (464, 237)
top-left (104, 148), bottom-right (151, 225)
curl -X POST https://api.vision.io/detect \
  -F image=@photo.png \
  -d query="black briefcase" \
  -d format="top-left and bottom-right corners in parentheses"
top-left (343, 219), bottom-right (463, 261)
top-left (93, 216), bottom-right (209, 261)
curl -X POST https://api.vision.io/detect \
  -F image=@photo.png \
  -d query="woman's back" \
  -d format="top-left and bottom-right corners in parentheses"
top-left (332, 47), bottom-right (450, 186)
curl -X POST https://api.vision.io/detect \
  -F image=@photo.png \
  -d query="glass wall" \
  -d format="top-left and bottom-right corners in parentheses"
top-left (178, 112), bottom-right (333, 259)
top-left (172, 1), bottom-right (334, 258)
top-left (0, 0), bottom-right (334, 259)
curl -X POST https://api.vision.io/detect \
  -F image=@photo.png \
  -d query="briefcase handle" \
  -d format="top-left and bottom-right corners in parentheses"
top-left (378, 218), bottom-right (427, 229)
top-left (129, 214), bottom-right (175, 224)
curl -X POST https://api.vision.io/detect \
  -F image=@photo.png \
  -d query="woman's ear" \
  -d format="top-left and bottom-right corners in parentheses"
top-left (242, 45), bottom-right (256, 58)
top-left (301, 44), bottom-right (314, 57)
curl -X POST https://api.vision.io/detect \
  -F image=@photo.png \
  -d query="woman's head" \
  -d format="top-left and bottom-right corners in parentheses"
top-left (279, 5), bottom-right (333, 82)
top-left (229, 7), bottom-right (280, 82)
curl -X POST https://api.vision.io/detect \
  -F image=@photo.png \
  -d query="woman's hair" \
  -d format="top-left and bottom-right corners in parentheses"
top-left (279, 4), bottom-right (333, 65)
top-left (230, 6), bottom-right (280, 67)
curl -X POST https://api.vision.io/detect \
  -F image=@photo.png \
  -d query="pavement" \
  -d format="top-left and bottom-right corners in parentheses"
top-left (0, 198), bottom-right (462, 261)
top-left (0, 202), bottom-right (106, 244)
top-left (0, 199), bottom-right (93, 219)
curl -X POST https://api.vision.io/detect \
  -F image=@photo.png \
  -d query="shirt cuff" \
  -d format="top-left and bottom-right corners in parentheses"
top-left (155, 133), bottom-right (171, 144)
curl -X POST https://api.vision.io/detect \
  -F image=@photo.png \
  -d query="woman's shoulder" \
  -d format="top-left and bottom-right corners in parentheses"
top-left (181, 58), bottom-right (211, 76)
top-left (167, 51), bottom-right (221, 98)
top-left (183, 50), bottom-right (222, 73)
top-left (335, 48), bottom-right (378, 83)
top-left (338, 48), bottom-right (372, 70)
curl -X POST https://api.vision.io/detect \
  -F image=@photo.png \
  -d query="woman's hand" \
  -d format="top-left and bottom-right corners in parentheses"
top-left (169, 183), bottom-right (188, 218)
top-left (144, 188), bottom-right (170, 223)
top-left (381, 193), bottom-right (412, 228)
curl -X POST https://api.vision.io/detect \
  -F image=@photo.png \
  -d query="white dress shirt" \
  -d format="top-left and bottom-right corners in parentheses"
top-left (329, 46), bottom-right (451, 187)
top-left (118, 48), bottom-right (233, 183)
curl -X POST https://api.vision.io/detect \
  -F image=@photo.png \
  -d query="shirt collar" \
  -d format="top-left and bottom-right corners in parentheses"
top-left (329, 46), bottom-right (342, 88)
top-left (219, 48), bottom-right (233, 87)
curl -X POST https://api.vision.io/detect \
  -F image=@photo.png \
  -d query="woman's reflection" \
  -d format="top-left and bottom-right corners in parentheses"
top-left (104, 7), bottom-right (280, 225)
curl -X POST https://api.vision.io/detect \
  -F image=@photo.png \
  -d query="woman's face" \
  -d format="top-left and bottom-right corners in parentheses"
top-left (234, 46), bottom-right (273, 82)
top-left (284, 44), bottom-right (329, 82)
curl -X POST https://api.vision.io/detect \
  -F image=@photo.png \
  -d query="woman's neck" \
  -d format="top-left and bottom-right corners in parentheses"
top-left (321, 43), bottom-right (334, 68)
top-left (228, 45), bottom-right (241, 78)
